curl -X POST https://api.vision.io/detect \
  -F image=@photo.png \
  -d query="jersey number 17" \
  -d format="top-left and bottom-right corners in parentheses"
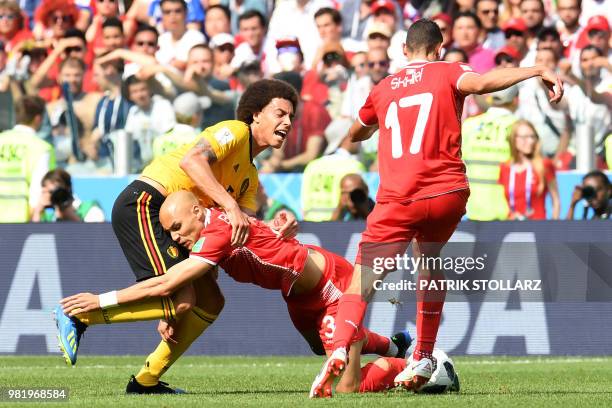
top-left (384, 92), bottom-right (433, 158)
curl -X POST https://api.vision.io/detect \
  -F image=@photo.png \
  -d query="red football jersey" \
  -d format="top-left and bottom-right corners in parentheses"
top-left (358, 61), bottom-right (474, 202)
top-left (189, 208), bottom-right (309, 296)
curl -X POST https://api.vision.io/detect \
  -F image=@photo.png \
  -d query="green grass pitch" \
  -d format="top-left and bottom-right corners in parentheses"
top-left (1, 355), bottom-right (612, 407)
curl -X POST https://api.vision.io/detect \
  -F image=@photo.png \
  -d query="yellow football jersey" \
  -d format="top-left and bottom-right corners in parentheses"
top-left (141, 120), bottom-right (258, 211)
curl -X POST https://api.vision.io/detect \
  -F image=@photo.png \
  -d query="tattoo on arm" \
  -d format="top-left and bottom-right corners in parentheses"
top-left (195, 138), bottom-right (218, 163)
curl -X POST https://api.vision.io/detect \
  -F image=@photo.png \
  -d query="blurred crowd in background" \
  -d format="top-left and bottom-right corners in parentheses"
top-left (0, 0), bottom-right (610, 222)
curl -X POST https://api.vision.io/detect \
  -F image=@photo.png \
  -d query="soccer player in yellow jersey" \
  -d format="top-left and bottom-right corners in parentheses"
top-left (54, 79), bottom-right (300, 394)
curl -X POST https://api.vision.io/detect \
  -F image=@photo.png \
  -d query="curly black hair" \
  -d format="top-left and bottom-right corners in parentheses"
top-left (236, 79), bottom-right (299, 125)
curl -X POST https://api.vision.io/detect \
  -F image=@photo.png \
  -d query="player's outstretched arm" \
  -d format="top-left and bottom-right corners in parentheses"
top-left (60, 259), bottom-right (212, 315)
top-left (458, 66), bottom-right (564, 103)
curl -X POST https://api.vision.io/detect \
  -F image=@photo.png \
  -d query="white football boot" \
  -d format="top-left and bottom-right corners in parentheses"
top-left (393, 355), bottom-right (435, 392)
top-left (309, 347), bottom-right (347, 398)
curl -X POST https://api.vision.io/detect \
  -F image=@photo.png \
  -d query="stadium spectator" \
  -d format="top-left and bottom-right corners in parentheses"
top-left (85, 0), bottom-right (126, 55)
top-left (99, 17), bottom-right (126, 54)
top-left (369, 1), bottom-right (407, 73)
top-left (217, 0), bottom-right (268, 35)
top-left (522, 26), bottom-right (563, 66)
top-left (210, 33), bottom-right (235, 81)
top-left (264, 0), bottom-right (334, 74)
top-left (443, 47), bottom-right (469, 63)
top-left (274, 37), bottom-right (304, 74)
top-left (14, 42), bottom-right (47, 95)
top-left (476, 0), bottom-right (505, 50)
top-left (565, 45), bottom-right (611, 166)
top-left (0, 95), bottom-right (55, 223)
top-left (556, 0), bottom-right (582, 54)
top-left (340, 0), bottom-right (373, 45)
top-left (354, 47), bottom-right (390, 169)
top-left (111, 24), bottom-right (172, 98)
top-left (366, 47), bottom-right (390, 85)
top-left (519, 0), bottom-right (546, 46)
top-left (432, 13), bottom-right (453, 54)
top-left (49, 110), bottom-right (85, 168)
top-left (324, 50), bottom-right (373, 155)
top-left (502, 18), bottom-right (529, 61)
top-left (581, 15), bottom-right (610, 58)
top-left (370, 0), bottom-right (398, 30)
top-left (536, 26), bottom-right (563, 56)
top-left (452, 11), bottom-right (496, 73)
top-left (33, 0), bottom-right (79, 42)
top-left (314, 7), bottom-right (343, 46)
top-left (494, 45), bottom-right (521, 67)
top-left (448, 0), bottom-right (477, 19)
top-left (578, 0), bottom-right (612, 25)
top-left (46, 57), bottom-right (102, 150)
top-left (366, 23), bottom-right (392, 53)
top-left (130, 24), bottom-right (159, 59)
top-left (499, 0), bottom-right (523, 24)
top-left (31, 168), bottom-right (104, 222)
top-left (462, 86), bottom-right (519, 220)
top-left (567, 170), bottom-right (612, 219)
top-left (26, 30), bottom-right (90, 101)
top-left (518, 48), bottom-right (572, 163)
top-left (185, 44), bottom-right (235, 128)
top-left (89, 54), bottom-right (132, 168)
top-left (0, 0), bottom-right (32, 53)
top-left (231, 10), bottom-right (267, 73)
top-left (183, 59), bottom-right (264, 127)
top-left (302, 41), bottom-right (349, 118)
top-left (204, 4), bottom-right (231, 39)
top-left (301, 151), bottom-right (365, 221)
top-left (147, 0), bottom-right (205, 32)
top-left (155, 0), bottom-right (205, 71)
top-left (331, 173), bottom-right (375, 221)
top-left (123, 75), bottom-right (176, 172)
top-left (152, 91), bottom-right (203, 158)
top-left (499, 120), bottom-right (560, 220)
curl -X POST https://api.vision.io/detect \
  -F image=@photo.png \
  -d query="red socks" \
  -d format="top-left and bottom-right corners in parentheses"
top-left (360, 328), bottom-right (391, 356)
top-left (332, 294), bottom-right (367, 350)
top-left (413, 273), bottom-right (446, 360)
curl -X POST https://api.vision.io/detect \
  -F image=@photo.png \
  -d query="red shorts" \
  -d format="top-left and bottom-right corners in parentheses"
top-left (284, 246), bottom-right (365, 350)
top-left (356, 189), bottom-right (469, 265)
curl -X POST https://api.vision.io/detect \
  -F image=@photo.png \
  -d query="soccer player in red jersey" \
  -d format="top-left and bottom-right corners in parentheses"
top-left (310, 19), bottom-right (564, 398)
top-left (60, 191), bottom-right (412, 393)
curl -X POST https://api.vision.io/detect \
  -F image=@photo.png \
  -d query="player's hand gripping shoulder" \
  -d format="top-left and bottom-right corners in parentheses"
top-left (181, 137), bottom-right (251, 246)
top-left (268, 210), bottom-right (299, 240)
top-left (227, 204), bottom-right (251, 246)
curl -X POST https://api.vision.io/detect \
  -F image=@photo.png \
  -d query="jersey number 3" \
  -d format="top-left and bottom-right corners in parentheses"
top-left (384, 92), bottom-right (433, 158)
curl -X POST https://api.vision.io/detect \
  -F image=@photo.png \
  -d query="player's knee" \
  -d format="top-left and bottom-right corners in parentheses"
top-left (174, 298), bottom-right (194, 315)
top-left (197, 289), bottom-right (225, 315)
top-left (172, 292), bottom-right (195, 316)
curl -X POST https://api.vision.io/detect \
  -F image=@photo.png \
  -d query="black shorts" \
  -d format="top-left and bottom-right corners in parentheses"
top-left (111, 180), bottom-right (189, 281)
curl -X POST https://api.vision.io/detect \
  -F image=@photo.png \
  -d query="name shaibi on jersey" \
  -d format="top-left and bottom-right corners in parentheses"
top-left (390, 68), bottom-right (424, 89)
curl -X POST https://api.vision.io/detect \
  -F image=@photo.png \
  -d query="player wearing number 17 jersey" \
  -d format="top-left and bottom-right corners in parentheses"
top-left (311, 19), bottom-right (564, 398)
